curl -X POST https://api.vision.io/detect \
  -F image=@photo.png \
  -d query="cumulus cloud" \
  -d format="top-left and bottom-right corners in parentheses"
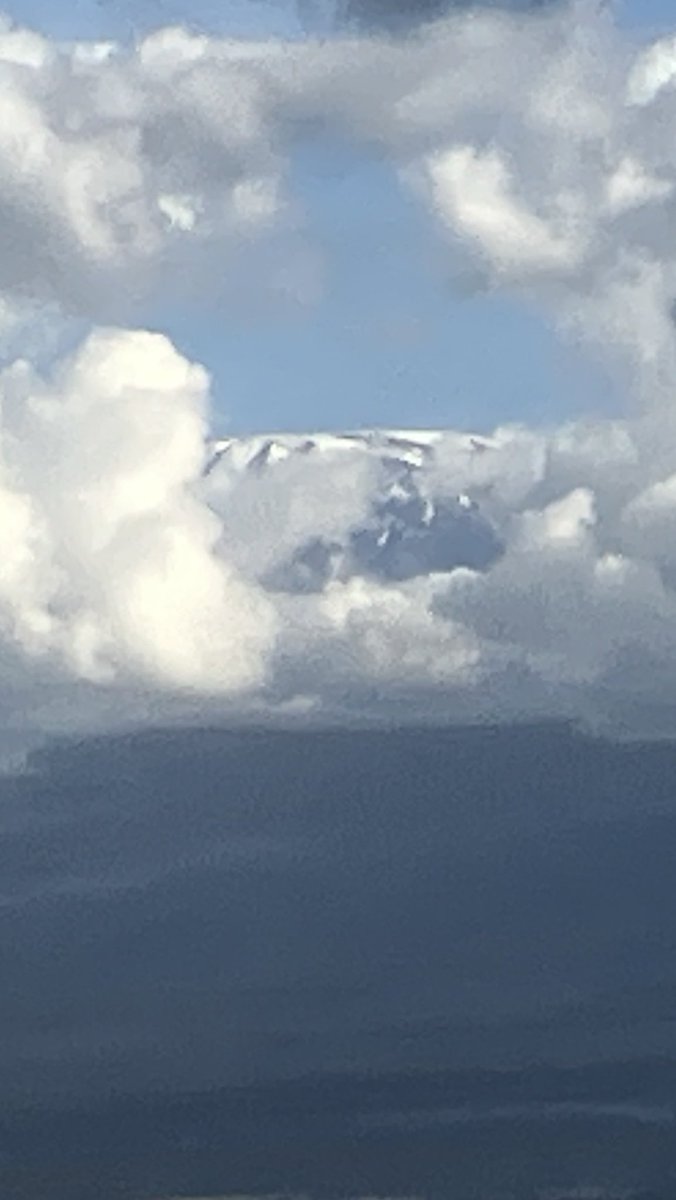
top-left (0, 329), bottom-right (275, 700)
top-left (192, 413), bottom-right (676, 736)
top-left (6, 1), bottom-right (676, 740)
top-left (0, 17), bottom-right (307, 324)
top-left (0, 3), bottom-right (613, 328)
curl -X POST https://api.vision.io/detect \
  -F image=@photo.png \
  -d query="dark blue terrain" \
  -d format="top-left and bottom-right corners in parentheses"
top-left (1, 723), bottom-right (675, 1198)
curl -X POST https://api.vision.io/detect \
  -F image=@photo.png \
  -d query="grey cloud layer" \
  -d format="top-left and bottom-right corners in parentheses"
top-left (2, 724), bottom-right (676, 1198)
top-left (2, 4), bottom-right (676, 738)
top-left (299, 0), bottom-right (557, 34)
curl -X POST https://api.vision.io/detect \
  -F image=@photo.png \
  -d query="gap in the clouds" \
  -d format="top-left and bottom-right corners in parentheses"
top-left (3, 0), bottom-right (305, 42)
top-left (158, 137), bottom-right (620, 437)
top-left (617, 0), bottom-right (676, 39)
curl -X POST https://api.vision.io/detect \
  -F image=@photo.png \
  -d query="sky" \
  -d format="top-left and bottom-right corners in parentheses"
top-left (4, 0), bottom-right (676, 740)
top-left (182, 0), bottom-right (676, 435)
top-left (0, 0), bottom-right (664, 437)
top-left (186, 0), bottom-right (676, 436)
top-left (4, 6), bottom-right (676, 1197)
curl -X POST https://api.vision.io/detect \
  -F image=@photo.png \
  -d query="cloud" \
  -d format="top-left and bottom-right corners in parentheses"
top-left (3, 723), bottom-right (676, 1124)
top-left (0, 17), bottom-right (308, 324)
top-left (5, 2), bottom-right (676, 741)
top-left (0, 4), bottom-right (609, 330)
top-left (298, 0), bottom-right (557, 35)
top-left (0, 329), bottom-right (275, 700)
top-left (195, 417), bottom-right (676, 736)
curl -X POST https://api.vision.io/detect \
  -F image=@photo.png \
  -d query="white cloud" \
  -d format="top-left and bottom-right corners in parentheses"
top-left (424, 144), bottom-right (586, 276)
top-left (604, 156), bottom-right (673, 216)
top-left (627, 33), bottom-right (676, 106)
top-left (0, 329), bottom-right (276, 699)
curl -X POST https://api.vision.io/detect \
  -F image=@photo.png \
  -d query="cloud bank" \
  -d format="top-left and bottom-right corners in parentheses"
top-left (4, 2), bottom-right (676, 739)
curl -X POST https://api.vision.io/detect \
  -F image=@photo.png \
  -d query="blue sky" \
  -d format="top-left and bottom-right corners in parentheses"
top-left (4, 0), bottom-right (674, 435)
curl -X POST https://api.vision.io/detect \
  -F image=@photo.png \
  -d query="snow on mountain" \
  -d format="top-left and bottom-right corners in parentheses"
top-left (202, 429), bottom-right (505, 592)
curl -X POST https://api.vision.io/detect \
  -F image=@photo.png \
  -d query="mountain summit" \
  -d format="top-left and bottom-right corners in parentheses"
top-left (203, 429), bottom-right (505, 592)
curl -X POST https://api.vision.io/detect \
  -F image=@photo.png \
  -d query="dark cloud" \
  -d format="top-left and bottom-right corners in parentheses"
top-left (298, 0), bottom-right (559, 34)
top-left (2, 722), bottom-right (676, 1196)
top-left (1, 723), bottom-right (675, 1094)
top-left (2, 1060), bottom-right (675, 1198)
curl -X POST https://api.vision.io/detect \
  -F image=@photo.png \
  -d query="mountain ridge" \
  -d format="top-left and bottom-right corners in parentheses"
top-left (203, 427), bottom-right (505, 590)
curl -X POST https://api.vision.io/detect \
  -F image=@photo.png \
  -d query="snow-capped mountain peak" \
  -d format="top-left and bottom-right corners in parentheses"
top-left (203, 429), bottom-right (504, 592)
